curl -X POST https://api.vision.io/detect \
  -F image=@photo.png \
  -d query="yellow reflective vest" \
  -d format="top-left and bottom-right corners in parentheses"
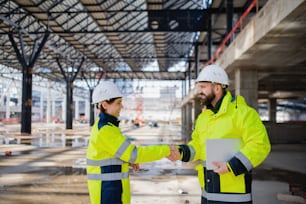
top-left (179, 91), bottom-right (271, 203)
top-left (87, 113), bottom-right (170, 204)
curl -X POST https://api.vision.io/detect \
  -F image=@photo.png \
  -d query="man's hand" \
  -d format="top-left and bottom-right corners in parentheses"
top-left (167, 146), bottom-right (180, 161)
top-left (212, 161), bottom-right (229, 174)
top-left (130, 163), bottom-right (140, 172)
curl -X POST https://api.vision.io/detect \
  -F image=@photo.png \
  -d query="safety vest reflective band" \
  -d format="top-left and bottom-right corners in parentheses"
top-left (189, 145), bottom-right (196, 161)
top-left (87, 172), bottom-right (129, 181)
top-left (202, 190), bottom-right (252, 202)
top-left (129, 148), bottom-right (137, 163)
top-left (235, 152), bottom-right (253, 171)
top-left (87, 158), bottom-right (125, 166)
top-left (115, 141), bottom-right (130, 158)
top-left (115, 140), bottom-right (138, 163)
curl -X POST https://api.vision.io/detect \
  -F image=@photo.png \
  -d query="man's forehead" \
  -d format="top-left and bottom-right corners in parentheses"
top-left (196, 81), bottom-right (212, 86)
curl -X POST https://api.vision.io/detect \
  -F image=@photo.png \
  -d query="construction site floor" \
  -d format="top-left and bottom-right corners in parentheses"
top-left (0, 122), bottom-right (305, 204)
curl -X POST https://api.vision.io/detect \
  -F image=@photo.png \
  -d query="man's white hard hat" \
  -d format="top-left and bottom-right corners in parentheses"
top-left (92, 81), bottom-right (123, 104)
top-left (196, 64), bottom-right (229, 86)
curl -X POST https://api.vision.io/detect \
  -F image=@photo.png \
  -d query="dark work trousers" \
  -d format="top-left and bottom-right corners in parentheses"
top-left (201, 197), bottom-right (252, 204)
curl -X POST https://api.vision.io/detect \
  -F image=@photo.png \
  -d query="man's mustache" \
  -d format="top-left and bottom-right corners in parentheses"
top-left (197, 93), bottom-right (206, 98)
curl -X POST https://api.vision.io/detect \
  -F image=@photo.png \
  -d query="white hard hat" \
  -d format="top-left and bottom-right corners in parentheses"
top-left (196, 64), bottom-right (229, 86)
top-left (92, 81), bottom-right (123, 104)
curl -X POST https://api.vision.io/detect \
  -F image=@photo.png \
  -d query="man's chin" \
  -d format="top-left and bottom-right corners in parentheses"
top-left (199, 97), bottom-right (207, 103)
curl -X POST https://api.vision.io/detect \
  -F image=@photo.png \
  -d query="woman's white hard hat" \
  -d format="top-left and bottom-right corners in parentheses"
top-left (92, 81), bottom-right (123, 104)
top-left (196, 64), bottom-right (229, 86)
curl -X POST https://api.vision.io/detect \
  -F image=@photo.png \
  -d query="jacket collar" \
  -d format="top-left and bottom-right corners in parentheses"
top-left (206, 91), bottom-right (247, 115)
top-left (207, 91), bottom-right (227, 114)
top-left (98, 112), bottom-right (120, 128)
top-left (218, 91), bottom-right (232, 114)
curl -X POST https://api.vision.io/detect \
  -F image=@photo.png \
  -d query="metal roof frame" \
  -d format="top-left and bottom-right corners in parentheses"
top-left (0, 0), bottom-right (265, 84)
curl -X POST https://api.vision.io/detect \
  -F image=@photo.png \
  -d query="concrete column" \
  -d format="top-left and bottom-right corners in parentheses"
top-left (181, 105), bottom-right (187, 139)
top-left (269, 98), bottom-right (277, 123)
top-left (75, 98), bottom-right (79, 120)
top-left (186, 102), bottom-right (193, 141)
top-left (188, 63), bottom-right (191, 92)
top-left (40, 91), bottom-right (44, 120)
top-left (16, 86), bottom-right (22, 107)
top-left (182, 80), bottom-right (185, 98)
top-left (235, 68), bottom-right (258, 110)
top-left (1, 86), bottom-right (4, 106)
top-left (4, 79), bottom-right (16, 119)
top-left (5, 86), bottom-right (10, 119)
top-left (52, 98), bottom-right (56, 117)
top-left (85, 100), bottom-right (90, 120)
top-left (46, 82), bottom-right (51, 124)
top-left (62, 96), bottom-right (66, 121)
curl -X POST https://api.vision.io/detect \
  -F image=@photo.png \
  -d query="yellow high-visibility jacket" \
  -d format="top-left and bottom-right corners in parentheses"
top-left (87, 113), bottom-right (170, 204)
top-left (179, 91), bottom-right (271, 203)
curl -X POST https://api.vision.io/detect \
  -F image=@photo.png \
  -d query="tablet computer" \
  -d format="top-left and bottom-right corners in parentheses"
top-left (206, 138), bottom-right (241, 170)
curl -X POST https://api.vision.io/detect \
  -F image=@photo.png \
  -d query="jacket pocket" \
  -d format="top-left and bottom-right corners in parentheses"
top-left (219, 172), bottom-right (245, 193)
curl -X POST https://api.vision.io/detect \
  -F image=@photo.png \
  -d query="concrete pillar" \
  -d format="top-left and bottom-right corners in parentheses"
top-left (16, 87), bottom-right (21, 107)
top-left (182, 80), bottom-right (186, 98)
top-left (186, 102), bottom-right (193, 141)
top-left (5, 86), bottom-right (10, 119)
top-left (181, 105), bottom-right (187, 139)
top-left (75, 98), bottom-right (79, 120)
top-left (52, 98), bottom-right (56, 117)
top-left (0, 85), bottom-right (4, 106)
top-left (235, 68), bottom-right (258, 110)
top-left (188, 63), bottom-right (191, 91)
top-left (269, 98), bottom-right (277, 123)
top-left (62, 96), bottom-right (66, 121)
top-left (46, 82), bottom-right (51, 124)
top-left (85, 100), bottom-right (90, 120)
top-left (4, 79), bottom-right (16, 119)
top-left (40, 91), bottom-right (44, 120)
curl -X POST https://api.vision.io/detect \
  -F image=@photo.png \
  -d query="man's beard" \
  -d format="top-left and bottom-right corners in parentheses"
top-left (198, 92), bottom-right (215, 106)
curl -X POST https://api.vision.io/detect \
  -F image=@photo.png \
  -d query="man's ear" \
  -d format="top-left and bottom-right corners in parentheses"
top-left (215, 84), bottom-right (223, 93)
top-left (213, 83), bottom-right (219, 92)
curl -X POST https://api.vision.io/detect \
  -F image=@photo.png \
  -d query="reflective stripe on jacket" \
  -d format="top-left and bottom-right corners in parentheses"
top-left (86, 113), bottom-right (170, 204)
top-left (182, 91), bottom-right (271, 203)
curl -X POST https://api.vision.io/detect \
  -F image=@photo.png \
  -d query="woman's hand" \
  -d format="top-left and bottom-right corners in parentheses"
top-left (130, 163), bottom-right (140, 172)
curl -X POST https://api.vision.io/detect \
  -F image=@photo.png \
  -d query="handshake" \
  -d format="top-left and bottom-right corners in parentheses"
top-left (166, 146), bottom-right (181, 162)
top-left (130, 146), bottom-right (181, 172)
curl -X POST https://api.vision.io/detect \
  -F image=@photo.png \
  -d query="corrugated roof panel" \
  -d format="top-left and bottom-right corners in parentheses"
top-left (0, 0), bottom-right (270, 81)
